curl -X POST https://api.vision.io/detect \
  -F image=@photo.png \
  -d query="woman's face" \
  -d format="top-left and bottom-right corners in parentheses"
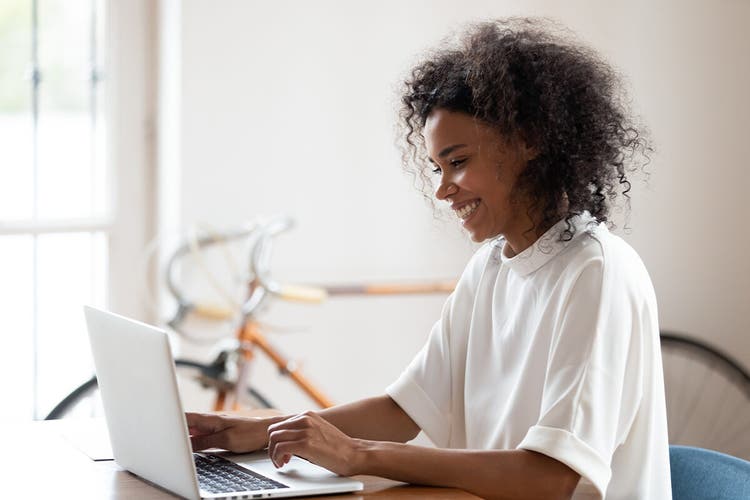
top-left (424, 108), bottom-right (534, 248)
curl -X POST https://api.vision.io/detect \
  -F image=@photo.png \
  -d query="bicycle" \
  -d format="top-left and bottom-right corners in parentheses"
top-left (46, 216), bottom-right (455, 419)
top-left (660, 331), bottom-right (750, 460)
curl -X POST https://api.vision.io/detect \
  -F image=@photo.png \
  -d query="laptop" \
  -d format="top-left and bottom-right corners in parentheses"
top-left (83, 306), bottom-right (363, 499)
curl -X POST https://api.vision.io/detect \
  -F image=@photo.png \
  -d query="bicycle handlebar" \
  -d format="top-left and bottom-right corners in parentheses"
top-left (165, 215), bottom-right (456, 331)
top-left (165, 215), bottom-right (309, 327)
top-left (165, 224), bottom-right (260, 310)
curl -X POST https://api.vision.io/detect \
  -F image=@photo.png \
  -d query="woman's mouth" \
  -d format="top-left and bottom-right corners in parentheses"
top-left (455, 200), bottom-right (480, 221)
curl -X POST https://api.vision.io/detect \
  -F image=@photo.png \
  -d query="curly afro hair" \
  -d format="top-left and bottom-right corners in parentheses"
top-left (398, 17), bottom-right (651, 240)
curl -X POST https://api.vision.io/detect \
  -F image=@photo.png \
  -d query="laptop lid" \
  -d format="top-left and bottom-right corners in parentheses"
top-left (84, 306), bottom-right (201, 499)
top-left (84, 306), bottom-right (363, 499)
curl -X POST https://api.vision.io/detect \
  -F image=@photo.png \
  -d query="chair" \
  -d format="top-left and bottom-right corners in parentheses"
top-left (670, 445), bottom-right (750, 499)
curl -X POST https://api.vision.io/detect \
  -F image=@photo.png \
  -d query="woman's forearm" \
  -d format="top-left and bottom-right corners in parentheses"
top-left (317, 395), bottom-right (420, 442)
top-left (351, 441), bottom-right (580, 500)
top-left (189, 396), bottom-right (417, 453)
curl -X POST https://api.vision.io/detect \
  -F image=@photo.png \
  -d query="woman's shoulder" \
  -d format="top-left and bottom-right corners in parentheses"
top-left (570, 224), bottom-right (655, 301)
top-left (541, 222), bottom-right (652, 293)
top-left (588, 225), bottom-right (650, 275)
top-left (553, 222), bottom-right (644, 266)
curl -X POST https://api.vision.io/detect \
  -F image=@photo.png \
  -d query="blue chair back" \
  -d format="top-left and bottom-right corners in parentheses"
top-left (670, 445), bottom-right (750, 499)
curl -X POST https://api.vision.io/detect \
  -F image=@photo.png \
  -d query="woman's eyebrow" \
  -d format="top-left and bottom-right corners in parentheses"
top-left (428, 144), bottom-right (468, 163)
top-left (438, 144), bottom-right (468, 158)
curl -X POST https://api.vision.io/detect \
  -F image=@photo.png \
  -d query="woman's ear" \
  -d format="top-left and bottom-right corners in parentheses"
top-left (520, 141), bottom-right (538, 162)
top-left (508, 133), bottom-right (538, 164)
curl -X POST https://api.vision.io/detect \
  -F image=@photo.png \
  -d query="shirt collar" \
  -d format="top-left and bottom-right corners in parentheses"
top-left (495, 212), bottom-right (598, 277)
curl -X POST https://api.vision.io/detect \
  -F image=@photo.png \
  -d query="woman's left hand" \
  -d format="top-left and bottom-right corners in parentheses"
top-left (267, 411), bottom-right (364, 476)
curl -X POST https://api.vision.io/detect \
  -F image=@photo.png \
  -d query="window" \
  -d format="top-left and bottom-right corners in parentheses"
top-left (0, 0), bottom-right (109, 420)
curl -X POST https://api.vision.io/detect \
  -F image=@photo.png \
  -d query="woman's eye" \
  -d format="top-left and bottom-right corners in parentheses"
top-left (431, 166), bottom-right (442, 175)
top-left (450, 158), bottom-right (467, 168)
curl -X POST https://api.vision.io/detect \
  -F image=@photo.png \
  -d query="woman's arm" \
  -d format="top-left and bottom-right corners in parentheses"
top-left (316, 394), bottom-right (420, 442)
top-left (267, 411), bottom-right (580, 500)
top-left (356, 440), bottom-right (580, 500)
top-left (186, 394), bottom-right (418, 452)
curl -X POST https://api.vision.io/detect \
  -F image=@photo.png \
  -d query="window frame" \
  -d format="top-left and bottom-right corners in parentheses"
top-left (0, 0), bottom-right (157, 419)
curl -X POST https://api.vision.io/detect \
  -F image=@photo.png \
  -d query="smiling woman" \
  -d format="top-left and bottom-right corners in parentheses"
top-left (424, 109), bottom-right (538, 248)
top-left (186, 18), bottom-right (668, 500)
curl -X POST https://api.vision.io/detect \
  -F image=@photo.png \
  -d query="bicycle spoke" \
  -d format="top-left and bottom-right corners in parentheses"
top-left (675, 355), bottom-right (717, 443)
top-left (707, 376), bottom-right (747, 443)
top-left (661, 333), bottom-right (750, 460)
top-left (667, 349), bottom-right (696, 442)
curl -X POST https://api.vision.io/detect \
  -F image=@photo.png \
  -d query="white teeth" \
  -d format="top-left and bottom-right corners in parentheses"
top-left (455, 200), bottom-right (480, 220)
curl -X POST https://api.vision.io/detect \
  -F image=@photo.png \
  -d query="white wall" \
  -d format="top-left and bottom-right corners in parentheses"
top-left (159, 0), bottom-right (750, 412)
top-left (107, 0), bottom-right (158, 321)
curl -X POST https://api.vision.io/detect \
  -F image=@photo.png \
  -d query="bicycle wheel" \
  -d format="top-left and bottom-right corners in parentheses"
top-left (44, 359), bottom-right (273, 420)
top-left (660, 331), bottom-right (750, 460)
top-left (45, 375), bottom-right (100, 420)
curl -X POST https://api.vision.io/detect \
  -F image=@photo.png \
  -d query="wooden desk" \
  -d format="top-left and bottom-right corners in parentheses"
top-left (11, 420), bottom-right (478, 499)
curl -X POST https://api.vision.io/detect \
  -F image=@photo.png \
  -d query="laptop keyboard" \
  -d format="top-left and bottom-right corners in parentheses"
top-left (194, 454), bottom-right (289, 494)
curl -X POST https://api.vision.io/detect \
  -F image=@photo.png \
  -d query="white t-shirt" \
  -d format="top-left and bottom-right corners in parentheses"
top-left (386, 214), bottom-right (672, 499)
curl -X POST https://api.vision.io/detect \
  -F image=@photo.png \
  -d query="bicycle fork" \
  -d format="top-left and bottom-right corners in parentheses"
top-left (214, 318), bottom-right (334, 411)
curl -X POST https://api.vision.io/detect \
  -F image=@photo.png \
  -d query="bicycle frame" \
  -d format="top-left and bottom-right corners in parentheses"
top-left (230, 316), bottom-right (334, 410)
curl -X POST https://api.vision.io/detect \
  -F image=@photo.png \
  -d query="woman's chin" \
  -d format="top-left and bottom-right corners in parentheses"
top-left (465, 226), bottom-right (490, 243)
top-left (465, 222), bottom-right (502, 243)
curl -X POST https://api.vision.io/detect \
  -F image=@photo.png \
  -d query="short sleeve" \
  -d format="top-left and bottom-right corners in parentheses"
top-left (517, 255), bottom-right (645, 498)
top-left (386, 295), bottom-right (454, 447)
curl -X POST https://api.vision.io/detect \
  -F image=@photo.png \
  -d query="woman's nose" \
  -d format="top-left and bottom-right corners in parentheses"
top-left (435, 177), bottom-right (458, 201)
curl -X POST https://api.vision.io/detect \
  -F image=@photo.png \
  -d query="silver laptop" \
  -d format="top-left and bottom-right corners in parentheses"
top-left (84, 306), bottom-right (363, 499)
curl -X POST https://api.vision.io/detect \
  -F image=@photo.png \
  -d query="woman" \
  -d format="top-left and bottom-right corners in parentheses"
top-left (188, 18), bottom-right (671, 499)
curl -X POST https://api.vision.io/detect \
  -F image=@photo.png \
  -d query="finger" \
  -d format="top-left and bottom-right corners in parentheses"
top-left (269, 440), bottom-right (308, 468)
top-left (190, 433), bottom-right (218, 451)
top-left (267, 430), bottom-right (307, 461)
top-left (267, 413), bottom-right (317, 433)
top-left (188, 426), bottom-right (212, 437)
top-left (190, 429), bottom-right (232, 451)
top-left (268, 429), bottom-right (307, 450)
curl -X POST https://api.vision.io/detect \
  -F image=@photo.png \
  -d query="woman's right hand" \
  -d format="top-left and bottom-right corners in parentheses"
top-left (186, 412), bottom-right (283, 453)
